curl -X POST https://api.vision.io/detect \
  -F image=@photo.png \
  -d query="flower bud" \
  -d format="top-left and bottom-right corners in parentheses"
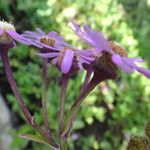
top-left (127, 135), bottom-right (149, 150)
top-left (0, 21), bottom-right (15, 44)
top-left (145, 122), bottom-right (150, 138)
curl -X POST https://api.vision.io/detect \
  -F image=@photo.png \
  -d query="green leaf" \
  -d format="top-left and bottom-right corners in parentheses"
top-left (18, 134), bottom-right (49, 146)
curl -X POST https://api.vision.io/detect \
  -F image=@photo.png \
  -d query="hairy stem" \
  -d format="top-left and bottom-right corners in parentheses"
top-left (0, 50), bottom-right (58, 148)
top-left (61, 74), bottom-right (106, 139)
top-left (58, 74), bottom-right (69, 134)
top-left (0, 50), bottom-right (32, 123)
top-left (60, 138), bottom-right (67, 150)
top-left (58, 74), bottom-right (69, 150)
top-left (42, 59), bottom-right (51, 134)
top-left (81, 69), bottom-right (92, 93)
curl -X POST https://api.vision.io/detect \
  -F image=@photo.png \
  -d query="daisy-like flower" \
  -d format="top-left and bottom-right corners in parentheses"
top-left (38, 46), bottom-right (95, 74)
top-left (23, 28), bottom-right (95, 74)
top-left (70, 20), bottom-right (150, 79)
top-left (23, 28), bottom-right (70, 50)
top-left (0, 20), bottom-right (32, 48)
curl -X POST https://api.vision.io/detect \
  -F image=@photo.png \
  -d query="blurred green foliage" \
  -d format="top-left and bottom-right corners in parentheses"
top-left (0, 0), bottom-right (150, 149)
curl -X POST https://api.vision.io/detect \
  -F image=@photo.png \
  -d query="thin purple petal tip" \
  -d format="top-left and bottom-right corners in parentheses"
top-left (6, 30), bottom-right (32, 45)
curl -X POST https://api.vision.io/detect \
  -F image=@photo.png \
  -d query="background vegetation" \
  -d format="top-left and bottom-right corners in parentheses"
top-left (0, 0), bottom-right (150, 149)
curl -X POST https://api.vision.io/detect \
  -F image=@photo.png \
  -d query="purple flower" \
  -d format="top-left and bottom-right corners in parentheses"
top-left (38, 46), bottom-right (95, 74)
top-left (0, 21), bottom-right (32, 47)
top-left (70, 20), bottom-right (150, 78)
top-left (22, 28), bottom-right (70, 50)
top-left (23, 27), bottom-right (95, 74)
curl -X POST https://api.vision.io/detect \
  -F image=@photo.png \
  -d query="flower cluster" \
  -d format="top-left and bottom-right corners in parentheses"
top-left (1, 19), bottom-right (150, 79)
top-left (0, 19), bottom-right (150, 150)
top-left (23, 28), bottom-right (95, 75)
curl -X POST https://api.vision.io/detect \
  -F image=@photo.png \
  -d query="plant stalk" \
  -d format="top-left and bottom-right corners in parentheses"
top-left (81, 69), bottom-right (92, 93)
top-left (42, 58), bottom-right (51, 134)
top-left (58, 74), bottom-right (69, 134)
top-left (0, 49), bottom-right (58, 148)
top-left (58, 74), bottom-right (69, 150)
top-left (61, 74), bottom-right (106, 139)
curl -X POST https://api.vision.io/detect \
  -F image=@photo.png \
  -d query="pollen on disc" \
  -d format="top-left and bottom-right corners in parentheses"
top-left (0, 21), bottom-right (15, 31)
top-left (109, 41), bottom-right (128, 57)
top-left (40, 36), bottom-right (56, 46)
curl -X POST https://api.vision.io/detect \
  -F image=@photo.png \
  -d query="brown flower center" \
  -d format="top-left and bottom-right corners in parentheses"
top-left (40, 36), bottom-right (56, 46)
top-left (109, 41), bottom-right (128, 57)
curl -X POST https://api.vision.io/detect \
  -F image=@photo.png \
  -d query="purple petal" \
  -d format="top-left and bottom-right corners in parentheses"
top-left (78, 57), bottom-right (91, 65)
top-left (0, 30), bottom-right (4, 35)
top-left (6, 30), bottom-right (32, 45)
top-left (30, 41), bottom-right (43, 48)
top-left (123, 57), bottom-right (144, 62)
top-left (47, 31), bottom-right (58, 38)
top-left (22, 34), bottom-right (43, 48)
top-left (123, 59), bottom-right (150, 78)
top-left (133, 66), bottom-right (150, 78)
top-left (83, 25), bottom-right (111, 52)
top-left (52, 57), bottom-right (58, 65)
top-left (23, 31), bottom-right (40, 37)
top-left (77, 49), bottom-right (95, 57)
top-left (22, 32), bottom-right (41, 41)
top-left (48, 31), bottom-right (62, 42)
top-left (70, 20), bottom-right (95, 46)
top-left (70, 20), bottom-right (111, 52)
top-left (37, 52), bottom-right (58, 58)
top-left (36, 28), bottom-right (46, 36)
top-left (78, 53), bottom-right (95, 62)
top-left (34, 41), bottom-right (59, 51)
top-left (48, 31), bottom-right (71, 47)
top-left (112, 54), bottom-right (133, 73)
top-left (61, 50), bottom-right (75, 74)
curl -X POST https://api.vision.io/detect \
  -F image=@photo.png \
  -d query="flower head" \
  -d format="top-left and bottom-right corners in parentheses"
top-left (127, 135), bottom-right (149, 150)
top-left (70, 20), bottom-right (150, 79)
top-left (0, 20), bottom-right (32, 47)
top-left (23, 28), bottom-right (95, 74)
top-left (23, 28), bottom-right (70, 50)
top-left (38, 46), bottom-right (95, 75)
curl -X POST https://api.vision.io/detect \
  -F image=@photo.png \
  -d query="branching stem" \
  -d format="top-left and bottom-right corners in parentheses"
top-left (0, 49), bottom-right (58, 149)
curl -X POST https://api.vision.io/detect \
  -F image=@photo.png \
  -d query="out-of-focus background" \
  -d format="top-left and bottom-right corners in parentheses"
top-left (0, 0), bottom-right (150, 149)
